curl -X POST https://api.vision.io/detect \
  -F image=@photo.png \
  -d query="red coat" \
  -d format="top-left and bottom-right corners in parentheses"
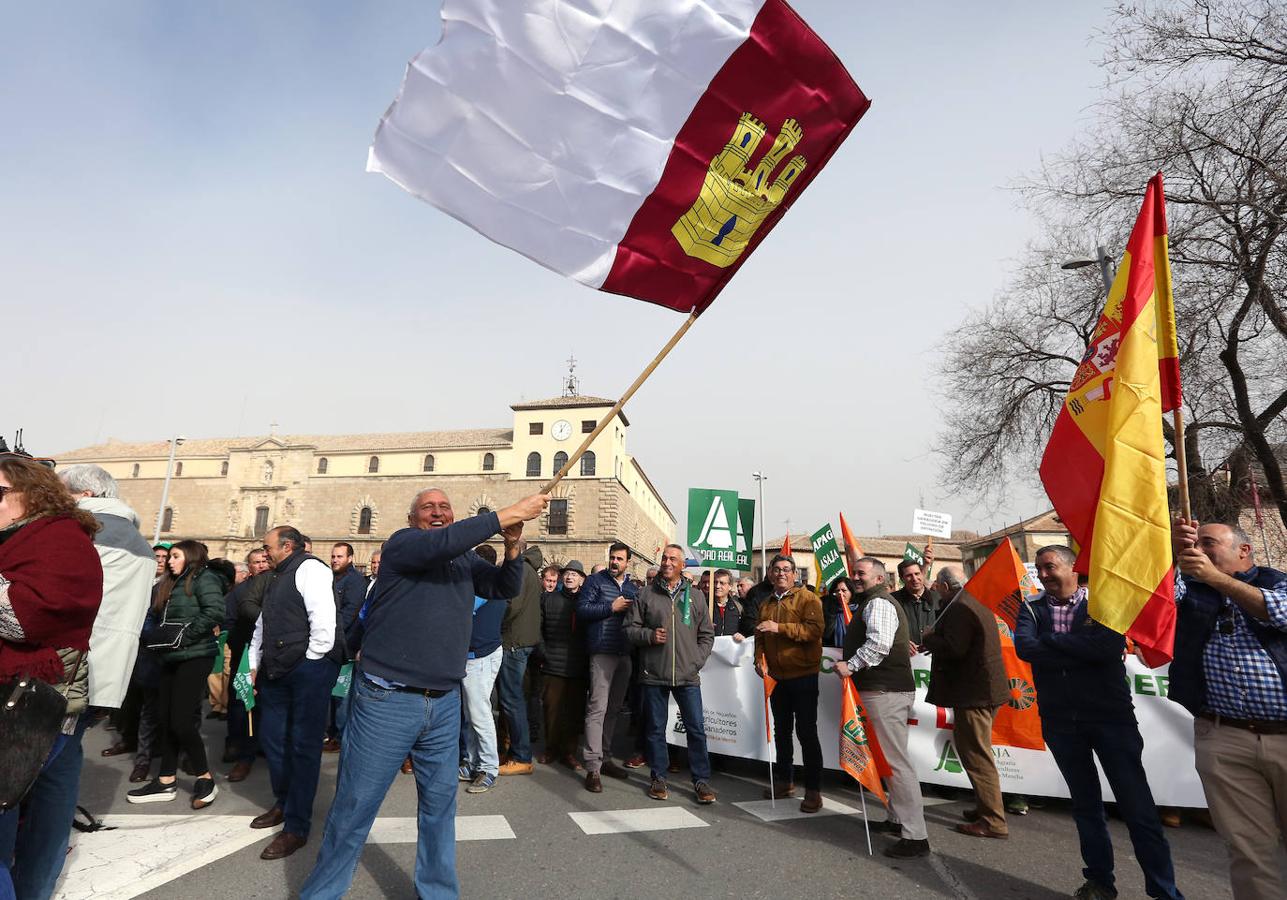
top-left (0, 514), bottom-right (103, 683)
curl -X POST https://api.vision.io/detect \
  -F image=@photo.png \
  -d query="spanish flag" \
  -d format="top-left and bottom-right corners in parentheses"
top-left (1039, 172), bottom-right (1181, 664)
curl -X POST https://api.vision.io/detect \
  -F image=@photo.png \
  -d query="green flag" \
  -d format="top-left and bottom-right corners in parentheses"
top-left (903, 542), bottom-right (926, 568)
top-left (332, 662), bottom-right (354, 698)
top-left (809, 523), bottom-right (847, 590)
top-left (210, 631), bottom-right (228, 676)
top-left (232, 649), bottom-right (255, 711)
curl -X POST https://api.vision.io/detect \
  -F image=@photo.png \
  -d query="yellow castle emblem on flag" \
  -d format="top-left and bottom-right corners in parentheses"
top-left (672, 113), bottom-right (807, 268)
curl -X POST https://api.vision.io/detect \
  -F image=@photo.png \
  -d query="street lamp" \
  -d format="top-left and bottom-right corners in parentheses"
top-left (1060, 244), bottom-right (1116, 295)
top-left (153, 435), bottom-right (186, 544)
top-left (751, 471), bottom-right (767, 578)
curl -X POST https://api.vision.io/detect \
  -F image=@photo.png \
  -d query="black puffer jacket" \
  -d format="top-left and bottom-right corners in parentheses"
top-left (539, 587), bottom-right (588, 678)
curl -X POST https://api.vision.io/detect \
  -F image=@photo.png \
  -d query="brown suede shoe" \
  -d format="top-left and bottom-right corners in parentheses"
top-left (799, 790), bottom-right (823, 813)
top-left (648, 777), bottom-right (669, 801)
top-left (260, 831), bottom-right (307, 860)
top-left (584, 772), bottom-right (603, 793)
top-left (955, 821), bottom-right (1009, 839)
top-left (498, 760), bottom-right (534, 776)
top-left (227, 761), bottom-right (253, 783)
top-left (762, 781), bottom-right (795, 799)
top-left (250, 806), bottom-right (284, 830)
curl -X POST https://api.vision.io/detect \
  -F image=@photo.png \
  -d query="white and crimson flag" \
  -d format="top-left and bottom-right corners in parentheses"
top-left (369, 0), bottom-right (870, 313)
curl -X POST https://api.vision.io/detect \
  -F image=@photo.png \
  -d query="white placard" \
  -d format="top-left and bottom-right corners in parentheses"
top-left (912, 508), bottom-right (952, 539)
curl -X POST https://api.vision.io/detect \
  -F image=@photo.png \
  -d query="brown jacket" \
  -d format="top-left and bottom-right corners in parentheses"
top-left (755, 587), bottom-right (824, 681)
top-left (922, 594), bottom-right (1009, 709)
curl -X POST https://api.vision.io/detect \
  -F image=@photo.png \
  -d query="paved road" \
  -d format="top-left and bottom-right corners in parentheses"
top-left (57, 715), bottom-right (1234, 900)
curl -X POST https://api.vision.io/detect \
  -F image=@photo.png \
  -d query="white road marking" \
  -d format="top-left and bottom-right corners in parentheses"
top-left (733, 795), bottom-right (864, 822)
top-left (368, 815), bottom-right (515, 842)
top-left (568, 807), bottom-right (709, 835)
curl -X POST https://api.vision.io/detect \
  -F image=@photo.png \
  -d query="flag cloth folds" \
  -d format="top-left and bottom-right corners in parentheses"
top-left (839, 679), bottom-right (887, 802)
top-left (368, 0), bottom-right (870, 315)
top-left (1038, 172), bottom-right (1181, 664)
top-left (957, 539), bottom-right (1044, 750)
top-left (839, 512), bottom-right (864, 585)
top-left (762, 672), bottom-right (777, 743)
top-left (232, 650), bottom-right (255, 712)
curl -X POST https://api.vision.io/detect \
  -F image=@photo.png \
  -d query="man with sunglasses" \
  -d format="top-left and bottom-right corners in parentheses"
top-left (1170, 518), bottom-right (1287, 899)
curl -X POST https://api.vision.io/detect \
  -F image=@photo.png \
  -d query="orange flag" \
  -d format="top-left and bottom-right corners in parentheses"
top-left (1039, 172), bottom-right (1181, 664)
top-left (957, 539), bottom-right (1044, 750)
top-left (840, 679), bottom-right (888, 801)
top-left (838, 512), bottom-right (864, 590)
top-left (780, 533), bottom-right (792, 557)
top-left (762, 672), bottom-right (777, 743)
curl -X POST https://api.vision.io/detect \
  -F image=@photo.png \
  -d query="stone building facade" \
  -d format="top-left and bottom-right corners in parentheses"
top-left (55, 395), bottom-right (676, 577)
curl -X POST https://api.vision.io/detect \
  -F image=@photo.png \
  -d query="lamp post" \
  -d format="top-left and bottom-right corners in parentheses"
top-left (1060, 244), bottom-right (1116, 295)
top-left (752, 471), bottom-right (767, 579)
top-left (153, 435), bottom-right (185, 544)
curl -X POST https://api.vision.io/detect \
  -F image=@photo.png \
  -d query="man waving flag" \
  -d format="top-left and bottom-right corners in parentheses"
top-left (1039, 173), bottom-right (1182, 664)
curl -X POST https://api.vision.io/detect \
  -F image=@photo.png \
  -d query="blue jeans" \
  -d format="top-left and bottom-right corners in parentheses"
top-left (0, 714), bottom-right (90, 900)
top-left (641, 684), bottom-right (711, 784)
top-left (496, 646), bottom-right (534, 762)
top-left (299, 675), bottom-right (462, 900)
top-left (1044, 720), bottom-right (1183, 899)
top-left (257, 657), bottom-right (339, 837)
top-left (460, 649), bottom-right (502, 777)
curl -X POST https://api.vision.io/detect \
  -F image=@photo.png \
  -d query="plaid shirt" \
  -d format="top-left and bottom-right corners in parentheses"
top-left (1177, 570), bottom-right (1287, 720)
top-left (846, 596), bottom-right (898, 671)
top-left (1047, 586), bottom-right (1088, 634)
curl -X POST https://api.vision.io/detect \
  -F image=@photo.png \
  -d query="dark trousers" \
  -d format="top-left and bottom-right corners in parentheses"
top-left (158, 657), bottom-right (212, 778)
top-left (258, 657), bottom-right (339, 837)
top-left (226, 693), bottom-right (259, 763)
top-left (114, 680), bottom-right (144, 748)
top-left (1044, 720), bottom-right (1183, 899)
top-left (770, 674), bottom-right (822, 791)
top-left (641, 683), bottom-right (711, 784)
top-left (541, 674), bottom-right (586, 758)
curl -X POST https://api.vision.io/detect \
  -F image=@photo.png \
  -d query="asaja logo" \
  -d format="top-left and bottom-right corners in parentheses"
top-left (672, 113), bottom-right (807, 268)
top-left (1007, 676), bottom-right (1037, 711)
top-left (934, 740), bottom-right (963, 774)
top-left (841, 715), bottom-right (869, 747)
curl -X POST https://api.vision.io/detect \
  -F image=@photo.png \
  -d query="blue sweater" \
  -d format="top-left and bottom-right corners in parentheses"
top-left (470, 597), bottom-right (507, 658)
top-left (358, 513), bottom-right (522, 691)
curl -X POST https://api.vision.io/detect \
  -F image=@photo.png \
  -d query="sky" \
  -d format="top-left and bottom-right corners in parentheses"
top-left (2, 1), bottom-right (1117, 541)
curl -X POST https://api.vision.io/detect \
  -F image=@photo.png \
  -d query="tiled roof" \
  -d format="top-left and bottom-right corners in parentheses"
top-left (55, 428), bottom-right (515, 460)
top-left (962, 510), bottom-right (1067, 547)
top-left (510, 395), bottom-right (615, 410)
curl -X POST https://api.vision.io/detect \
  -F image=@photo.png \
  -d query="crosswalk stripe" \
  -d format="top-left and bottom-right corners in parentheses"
top-left (368, 815), bottom-right (516, 842)
top-left (733, 795), bottom-right (865, 822)
top-left (568, 807), bottom-right (709, 835)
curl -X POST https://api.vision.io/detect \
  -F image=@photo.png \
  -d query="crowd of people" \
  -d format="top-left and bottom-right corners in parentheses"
top-left (1, 449), bottom-right (1285, 900)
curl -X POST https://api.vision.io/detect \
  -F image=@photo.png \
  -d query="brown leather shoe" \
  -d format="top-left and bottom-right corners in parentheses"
top-left (799, 790), bottom-right (823, 813)
top-left (763, 781), bottom-right (795, 799)
top-left (601, 761), bottom-right (629, 780)
top-left (101, 743), bottom-right (136, 758)
top-left (584, 772), bottom-right (603, 793)
top-left (321, 738), bottom-right (341, 753)
top-left (955, 821), bottom-right (1009, 839)
top-left (695, 782), bottom-right (716, 804)
top-left (561, 753), bottom-right (584, 772)
top-left (260, 831), bottom-right (307, 860)
top-left (250, 806), bottom-right (284, 830)
top-left (227, 761), bottom-right (253, 783)
top-left (129, 763), bottom-right (151, 783)
top-left (400, 757), bottom-right (414, 775)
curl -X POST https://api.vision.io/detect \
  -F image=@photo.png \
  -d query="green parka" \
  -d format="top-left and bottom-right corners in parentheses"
top-left (153, 568), bottom-right (225, 663)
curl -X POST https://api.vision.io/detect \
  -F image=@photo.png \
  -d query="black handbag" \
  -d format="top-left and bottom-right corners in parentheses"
top-left (0, 653), bottom-right (84, 811)
top-left (145, 606), bottom-right (188, 651)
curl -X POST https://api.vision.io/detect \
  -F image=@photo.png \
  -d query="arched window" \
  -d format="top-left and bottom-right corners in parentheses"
top-left (161, 507), bottom-right (174, 533)
top-left (526, 452), bottom-right (541, 478)
top-left (477, 506), bottom-right (492, 516)
top-left (423, 454), bottom-right (435, 472)
top-left (580, 451), bottom-right (596, 477)
top-left (358, 507), bottom-right (373, 535)
top-left (317, 457), bottom-right (328, 474)
top-left (220, 460), bottom-right (228, 477)
top-left (132, 463), bottom-right (140, 478)
top-left (174, 461), bottom-right (183, 477)
top-left (482, 453), bottom-right (495, 472)
top-left (553, 451), bottom-right (568, 475)
top-left (368, 456), bottom-right (380, 473)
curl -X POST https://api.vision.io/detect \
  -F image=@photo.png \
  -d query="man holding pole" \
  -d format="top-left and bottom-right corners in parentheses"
top-left (754, 555), bottom-right (825, 811)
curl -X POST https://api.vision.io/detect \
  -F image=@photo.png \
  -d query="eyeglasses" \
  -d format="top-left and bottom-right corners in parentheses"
top-left (770, 567), bottom-right (794, 575)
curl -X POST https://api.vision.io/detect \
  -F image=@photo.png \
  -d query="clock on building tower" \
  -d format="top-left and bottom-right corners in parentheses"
top-left (551, 420), bottom-right (572, 441)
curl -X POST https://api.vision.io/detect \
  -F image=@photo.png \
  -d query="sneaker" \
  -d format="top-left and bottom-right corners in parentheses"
top-left (1072, 881), bottom-right (1118, 900)
top-left (648, 777), bottom-right (669, 801)
top-left (191, 777), bottom-right (218, 810)
top-left (883, 838), bottom-right (930, 859)
top-left (498, 760), bottom-right (534, 776)
top-left (458, 764), bottom-right (474, 782)
top-left (694, 781), bottom-right (716, 804)
top-left (624, 754), bottom-right (646, 768)
top-left (1004, 794), bottom-right (1029, 816)
top-left (466, 773), bottom-right (496, 794)
top-left (127, 779), bottom-right (177, 804)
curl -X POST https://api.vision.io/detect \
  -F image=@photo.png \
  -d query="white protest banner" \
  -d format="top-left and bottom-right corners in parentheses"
top-left (667, 638), bottom-right (1207, 807)
top-left (912, 508), bottom-right (953, 539)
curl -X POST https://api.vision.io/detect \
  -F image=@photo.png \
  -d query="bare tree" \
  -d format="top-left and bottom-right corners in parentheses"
top-left (938, 0), bottom-right (1287, 529)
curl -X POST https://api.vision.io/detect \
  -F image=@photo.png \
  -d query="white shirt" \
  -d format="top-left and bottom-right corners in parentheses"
top-left (248, 557), bottom-right (336, 671)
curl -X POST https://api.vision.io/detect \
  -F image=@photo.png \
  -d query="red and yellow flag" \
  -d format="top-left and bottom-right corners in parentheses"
top-left (839, 512), bottom-right (864, 588)
top-left (840, 679), bottom-right (888, 802)
top-left (1038, 172), bottom-right (1181, 664)
top-left (959, 539), bottom-right (1044, 750)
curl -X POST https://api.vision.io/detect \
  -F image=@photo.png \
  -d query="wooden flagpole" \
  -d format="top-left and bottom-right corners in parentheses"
top-left (540, 309), bottom-right (699, 493)
top-left (1172, 408), bottom-right (1192, 520)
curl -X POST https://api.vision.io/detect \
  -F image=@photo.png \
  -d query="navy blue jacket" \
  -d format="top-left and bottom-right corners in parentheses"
top-left (356, 513), bottom-right (522, 691)
top-left (1014, 593), bottom-right (1136, 725)
top-left (333, 566), bottom-right (369, 632)
top-left (470, 596), bottom-right (507, 658)
top-left (1169, 566), bottom-right (1287, 716)
top-left (578, 570), bottom-right (638, 655)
